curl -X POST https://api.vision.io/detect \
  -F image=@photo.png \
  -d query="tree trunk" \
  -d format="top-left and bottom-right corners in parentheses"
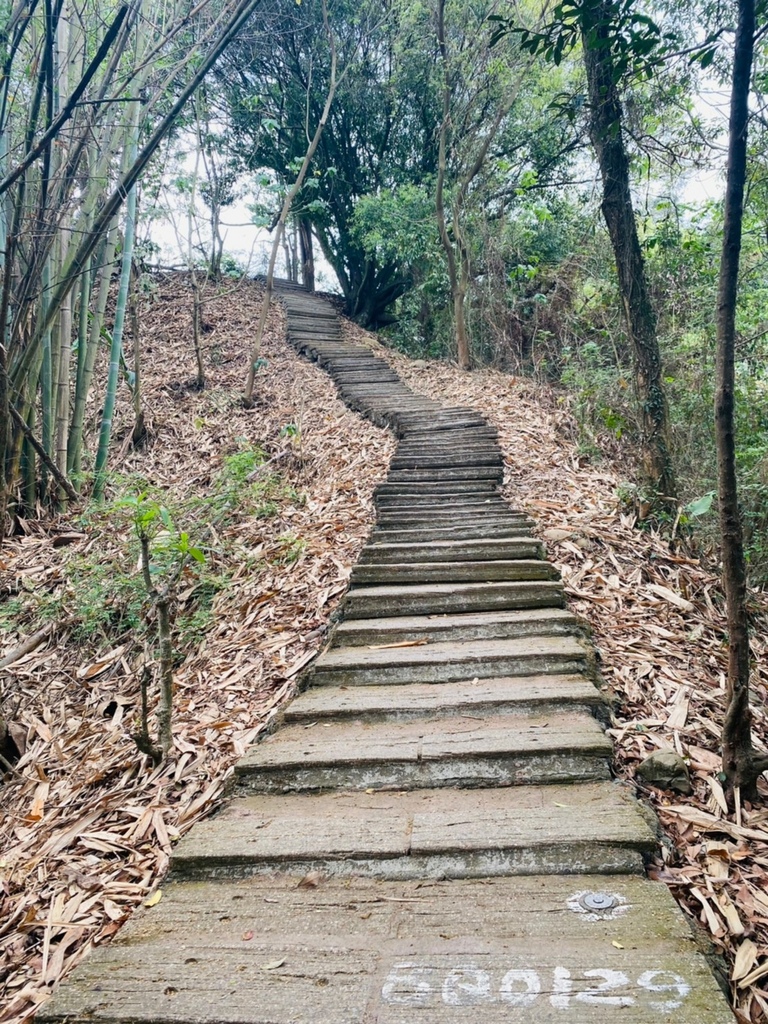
top-left (581, 4), bottom-right (675, 500)
top-left (435, 0), bottom-right (470, 370)
top-left (243, 0), bottom-right (337, 404)
top-left (299, 218), bottom-right (315, 292)
top-left (717, 0), bottom-right (766, 800)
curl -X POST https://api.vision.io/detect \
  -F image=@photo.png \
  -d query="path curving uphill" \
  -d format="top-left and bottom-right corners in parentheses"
top-left (41, 290), bottom-right (733, 1024)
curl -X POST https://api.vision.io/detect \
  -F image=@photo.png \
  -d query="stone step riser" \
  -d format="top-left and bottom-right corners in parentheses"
top-left (369, 525), bottom-right (534, 541)
top-left (331, 610), bottom-right (580, 646)
top-left (285, 692), bottom-right (608, 726)
top-left (234, 752), bottom-right (611, 795)
top-left (387, 469), bottom-right (503, 481)
top-left (309, 653), bottom-right (586, 687)
top-left (375, 500), bottom-right (510, 511)
top-left (350, 562), bottom-right (555, 586)
top-left (358, 541), bottom-right (543, 564)
top-left (376, 493), bottom-right (501, 506)
top-left (373, 516), bottom-right (528, 529)
top-left (170, 845), bottom-right (647, 883)
top-left (342, 584), bottom-right (564, 618)
top-left (376, 480), bottom-right (500, 493)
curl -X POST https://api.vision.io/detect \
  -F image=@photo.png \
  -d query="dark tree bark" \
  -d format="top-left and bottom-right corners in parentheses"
top-left (717, 0), bottom-right (766, 799)
top-left (581, 2), bottom-right (675, 500)
top-left (298, 218), bottom-right (315, 293)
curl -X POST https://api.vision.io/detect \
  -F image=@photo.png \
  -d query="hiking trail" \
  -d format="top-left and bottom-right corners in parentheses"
top-left (40, 289), bottom-right (733, 1024)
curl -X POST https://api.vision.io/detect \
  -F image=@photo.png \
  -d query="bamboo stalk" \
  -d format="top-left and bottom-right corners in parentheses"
top-left (93, 99), bottom-right (139, 501)
top-left (69, 215), bottom-right (118, 481)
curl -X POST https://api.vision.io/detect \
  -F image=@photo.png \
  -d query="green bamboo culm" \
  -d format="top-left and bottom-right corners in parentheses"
top-left (40, 258), bottom-right (54, 502)
top-left (93, 105), bottom-right (139, 501)
top-left (69, 217), bottom-right (119, 483)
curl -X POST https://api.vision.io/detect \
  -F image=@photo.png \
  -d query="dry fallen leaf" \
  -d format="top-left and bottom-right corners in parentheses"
top-left (262, 959), bottom-right (286, 971)
top-left (297, 870), bottom-right (324, 889)
top-left (734, 939), bottom-right (759, 983)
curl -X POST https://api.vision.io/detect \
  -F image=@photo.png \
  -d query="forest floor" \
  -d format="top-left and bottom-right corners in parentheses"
top-left (2, 277), bottom-right (768, 1023)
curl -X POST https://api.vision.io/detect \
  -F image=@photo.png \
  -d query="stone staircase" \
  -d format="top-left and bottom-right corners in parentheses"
top-left (39, 291), bottom-right (733, 1023)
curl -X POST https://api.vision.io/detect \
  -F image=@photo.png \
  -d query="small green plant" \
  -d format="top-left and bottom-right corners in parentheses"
top-left (274, 533), bottom-right (306, 565)
top-left (118, 493), bottom-right (206, 763)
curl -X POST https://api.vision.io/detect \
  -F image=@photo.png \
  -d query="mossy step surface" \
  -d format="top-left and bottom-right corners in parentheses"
top-left (310, 635), bottom-right (584, 686)
top-left (170, 782), bottom-right (657, 880)
top-left (285, 673), bottom-right (606, 722)
top-left (235, 709), bottom-right (612, 792)
top-left (331, 607), bottom-right (580, 645)
top-left (39, 873), bottom-right (731, 1024)
top-left (341, 579), bottom-right (565, 617)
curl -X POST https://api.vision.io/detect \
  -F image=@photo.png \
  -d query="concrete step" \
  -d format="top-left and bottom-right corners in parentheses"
top-left (310, 635), bottom-right (585, 686)
top-left (375, 479), bottom-right (500, 495)
top-left (374, 510), bottom-right (522, 527)
top-left (373, 518), bottom-right (523, 532)
top-left (387, 466), bottom-right (503, 481)
top-left (38, 873), bottom-right (731, 1024)
top-left (402, 425), bottom-right (497, 438)
top-left (390, 455), bottom-right (504, 470)
top-left (331, 607), bottom-right (581, 646)
top-left (342, 579), bottom-right (564, 617)
top-left (375, 497), bottom-right (510, 512)
top-left (350, 559), bottom-right (556, 586)
top-left (369, 522), bottom-right (536, 542)
top-left (358, 537), bottom-right (543, 564)
top-left (235, 711), bottom-right (612, 793)
top-left (331, 372), bottom-right (401, 383)
top-left (285, 673), bottom-right (607, 723)
top-left (169, 781), bottom-right (657, 880)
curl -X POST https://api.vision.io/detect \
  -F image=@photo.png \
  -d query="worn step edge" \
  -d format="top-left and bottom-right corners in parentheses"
top-left (351, 560), bottom-right (555, 586)
top-left (341, 580), bottom-right (565, 617)
top-left (331, 607), bottom-right (581, 646)
top-left (169, 783), bottom-right (657, 881)
top-left (235, 712), bottom-right (612, 793)
top-left (358, 539), bottom-right (543, 564)
top-left (285, 673), bottom-right (606, 722)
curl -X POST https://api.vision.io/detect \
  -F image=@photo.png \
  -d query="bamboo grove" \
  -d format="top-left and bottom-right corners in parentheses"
top-left (0, 0), bottom-right (261, 533)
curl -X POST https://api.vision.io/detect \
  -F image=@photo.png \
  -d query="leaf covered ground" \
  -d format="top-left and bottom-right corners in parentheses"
top-left (0, 277), bottom-right (395, 1023)
top-left (344, 319), bottom-right (768, 1024)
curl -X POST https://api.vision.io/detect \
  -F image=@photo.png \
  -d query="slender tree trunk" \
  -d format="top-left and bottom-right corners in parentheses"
top-left (581, 3), bottom-right (675, 500)
top-left (718, 0), bottom-right (766, 799)
top-left (55, 225), bottom-right (72, 503)
top-left (434, 0), bottom-right (469, 369)
top-left (243, 0), bottom-right (337, 404)
top-left (69, 216), bottom-right (118, 481)
top-left (191, 266), bottom-right (205, 390)
top-left (93, 102), bottom-right (139, 500)
top-left (299, 218), bottom-right (314, 292)
top-left (129, 258), bottom-right (145, 442)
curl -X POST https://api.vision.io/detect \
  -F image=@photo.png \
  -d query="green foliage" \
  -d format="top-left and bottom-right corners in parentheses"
top-left (2, 444), bottom-right (285, 652)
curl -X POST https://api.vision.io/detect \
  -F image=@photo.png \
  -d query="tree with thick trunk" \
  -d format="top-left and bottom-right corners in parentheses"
top-left (717, 0), bottom-right (767, 800)
top-left (580, 1), bottom-right (675, 500)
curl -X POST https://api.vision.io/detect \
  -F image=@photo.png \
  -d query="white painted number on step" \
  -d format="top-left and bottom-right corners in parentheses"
top-left (381, 964), bottom-right (690, 1011)
top-left (381, 964), bottom-right (433, 1006)
top-left (442, 966), bottom-right (493, 1005)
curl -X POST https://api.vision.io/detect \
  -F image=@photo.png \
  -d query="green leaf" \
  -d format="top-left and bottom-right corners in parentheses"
top-left (685, 491), bottom-right (715, 518)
